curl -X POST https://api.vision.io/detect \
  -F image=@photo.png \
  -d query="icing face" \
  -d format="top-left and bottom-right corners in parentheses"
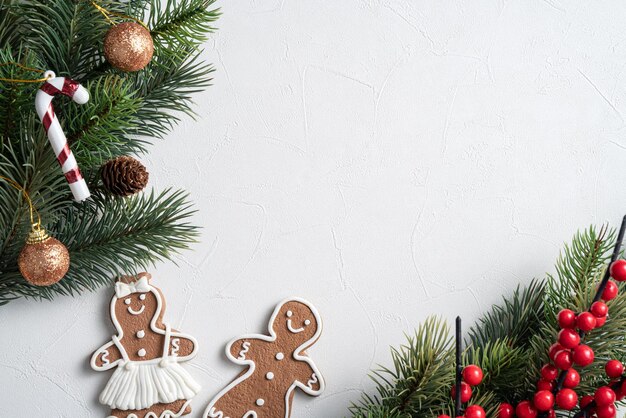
top-left (273, 300), bottom-right (318, 342)
top-left (113, 288), bottom-right (159, 329)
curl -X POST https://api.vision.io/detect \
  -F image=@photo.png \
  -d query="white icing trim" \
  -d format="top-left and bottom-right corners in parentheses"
top-left (102, 350), bottom-right (110, 365)
top-left (287, 319), bottom-right (304, 334)
top-left (128, 305), bottom-right (145, 315)
top-left (237, 342), bottom-right (251, 360)
top-left (307, 373), bottom-right (318, 388)
top-left (172, 338), bottom-right (180, 356)
top-left (123, 398), bottom-right (194, 418)
top-left (202, 297), bottom-right (325, 418)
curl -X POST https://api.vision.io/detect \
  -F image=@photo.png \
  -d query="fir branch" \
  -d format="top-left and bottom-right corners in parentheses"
top-left (131, 47), bottom-right (214, 138)
top-left (0, 188), bottom-right (199, 304)
top-left (349, 317), bottom-right (454, 417)
top-left (148, 0), bottom-right (220, 49)
top-left (64, 75), bottom-right (146, 166)
top-left (467, 279), bottom-right (545, 350)
top-left (17, 0), bottom-right (108, 77)
top-left (0, 0), bottom-right (20, 48)
top-left (545, 226), bottom-right (614, 321)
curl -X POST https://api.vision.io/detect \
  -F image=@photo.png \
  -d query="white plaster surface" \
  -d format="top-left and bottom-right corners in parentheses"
top-left (3, 1), bottom-right (626, 416)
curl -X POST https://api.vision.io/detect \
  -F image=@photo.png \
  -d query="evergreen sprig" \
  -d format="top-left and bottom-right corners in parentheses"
top-left (0, 0), bottom-right (219, 304)
top-left (350, 226), bottom-right (626, 417)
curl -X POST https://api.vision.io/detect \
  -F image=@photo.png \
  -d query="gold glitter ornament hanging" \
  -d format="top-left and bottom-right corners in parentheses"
top-left (18, 224), bottom-right (70, 286)
top-left (103, 22), bottom-right (154, 72)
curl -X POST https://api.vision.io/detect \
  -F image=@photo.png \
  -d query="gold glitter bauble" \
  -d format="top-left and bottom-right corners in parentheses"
top-left (18, 227), bottom-right (70, 286)
top-left (104, 22), bottom-right (154, 72)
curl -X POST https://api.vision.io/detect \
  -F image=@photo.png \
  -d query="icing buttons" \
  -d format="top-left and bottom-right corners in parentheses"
top-left (137, 330), bottom-right (145, 338)
top-left (275, 352), bottom-right (284, 360)
top-left (138, 348), bottom-right (147, 357)
top-left (266, 372), bottom-right (274, 380)
top-left (256, 399), bottom-right (265, 406)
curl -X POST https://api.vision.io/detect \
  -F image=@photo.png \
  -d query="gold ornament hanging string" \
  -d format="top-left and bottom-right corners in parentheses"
top-left (0, 175), bottom-right (44, 239)
top-left (90, 1), bottom-right (149, 29)
top-left (0, 62), bottom-right (52, 84)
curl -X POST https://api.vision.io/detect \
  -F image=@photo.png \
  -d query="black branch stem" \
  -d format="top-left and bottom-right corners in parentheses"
top-left (455, 316), bottom-right (462, 417)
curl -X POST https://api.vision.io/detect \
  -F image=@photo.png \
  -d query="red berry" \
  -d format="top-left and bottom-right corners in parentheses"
top-left (596, 315), bottom-right (607, 328)
top-left (498, 403), bottom-right (514, 418)
top-left (558, 328), bottom-right (580, 349)
top-left (563, 368), bottom-right (580, 388)
top-left (533, 390), bottom-right (555, 411)
top-left (537, 379), bottom-right (553, 391)
top-left (605, 359), bottom-right (624, 378)
top-left (595, 386), bottom-right (616, 406)
top-left (547, 410), bottom-right (556, 418)
top-left (602, 281), bottom-right (619, 301)
top-left (591, 301), bottom-right (609, 317)
top-left (462, 365), bottom-right (483, 386)
top-left (515, 400), bottom-right (537, 418)
top-left (541, 364), bottom-right (559, 381)
top-left (577, 312), bottom-right (597, 332)
top-left (554, 349), bottom-right (574, 370)
top-left (549, 343), bottom-right (564, 360)
top-left (465, 405), bottom-right (486, 418)
top-left (450, 382), bottom-right (472, 403)
top-left (580, 394), bottom-right (594, 408)
top-left (573, 344), bottom-right (595, 367)
top-left (596, 403), bottom-right (617, 418)
top-left (558, 309), bottom-right (577, 328)
top-left (556, 388), bottom-right (578, 410)
top-left (610, 259), bottom-right (626, 282)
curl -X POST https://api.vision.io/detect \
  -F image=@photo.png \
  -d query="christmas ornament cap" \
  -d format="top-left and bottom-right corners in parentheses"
top-left (26, 224), bottom-right (49, 244)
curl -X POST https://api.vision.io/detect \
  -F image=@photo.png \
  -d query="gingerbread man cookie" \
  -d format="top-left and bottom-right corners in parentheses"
top-left (90, 273), bottom-right (201, 418)
top-left (204, 297), bottom-right (325, 418)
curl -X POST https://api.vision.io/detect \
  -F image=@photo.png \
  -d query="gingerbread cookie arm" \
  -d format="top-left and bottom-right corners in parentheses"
top-left (168, 330), bottom-right (199, 361)
top-left (226, 337), bottom-right (258, 364)
top-left (292, 356), bottom-right (325, 395)
top-left (90, 340), bottom-right (122, 371)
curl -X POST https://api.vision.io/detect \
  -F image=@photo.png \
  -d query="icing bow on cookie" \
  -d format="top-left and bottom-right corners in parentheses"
top-left (115, 276), bottom-right (150, 298)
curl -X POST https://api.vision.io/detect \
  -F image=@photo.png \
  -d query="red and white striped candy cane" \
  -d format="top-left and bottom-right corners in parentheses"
top-left (35, 70), bottom-right (90, 202)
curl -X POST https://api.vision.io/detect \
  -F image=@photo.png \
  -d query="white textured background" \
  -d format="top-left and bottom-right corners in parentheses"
top-left (3, 1), bottom-right (626, 416)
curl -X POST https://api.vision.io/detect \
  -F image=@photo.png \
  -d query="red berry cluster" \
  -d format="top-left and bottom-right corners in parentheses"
top-left (494, 259), bottom-right (626, 418)
top-left (437, 365), bottom-right (485, 418)
top-left (575, 360), bottom-right (625, 418)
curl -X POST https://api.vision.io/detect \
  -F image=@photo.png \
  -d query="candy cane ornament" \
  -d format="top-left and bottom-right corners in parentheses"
top-left (35, 70), bottom-right (90, 202)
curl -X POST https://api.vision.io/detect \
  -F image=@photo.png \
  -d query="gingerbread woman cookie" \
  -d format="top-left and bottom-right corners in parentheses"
top-left (204, 297), bottom-right (325, 418)
top-left (90, 273), bottom-right (201, 418)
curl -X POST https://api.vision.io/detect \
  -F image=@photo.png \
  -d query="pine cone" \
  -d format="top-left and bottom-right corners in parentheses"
top-left (101, 156), bottom-right (149, 197)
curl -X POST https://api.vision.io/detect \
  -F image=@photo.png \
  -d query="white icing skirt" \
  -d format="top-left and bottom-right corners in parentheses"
top-left (99, 361), bottom-right (201, 410)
